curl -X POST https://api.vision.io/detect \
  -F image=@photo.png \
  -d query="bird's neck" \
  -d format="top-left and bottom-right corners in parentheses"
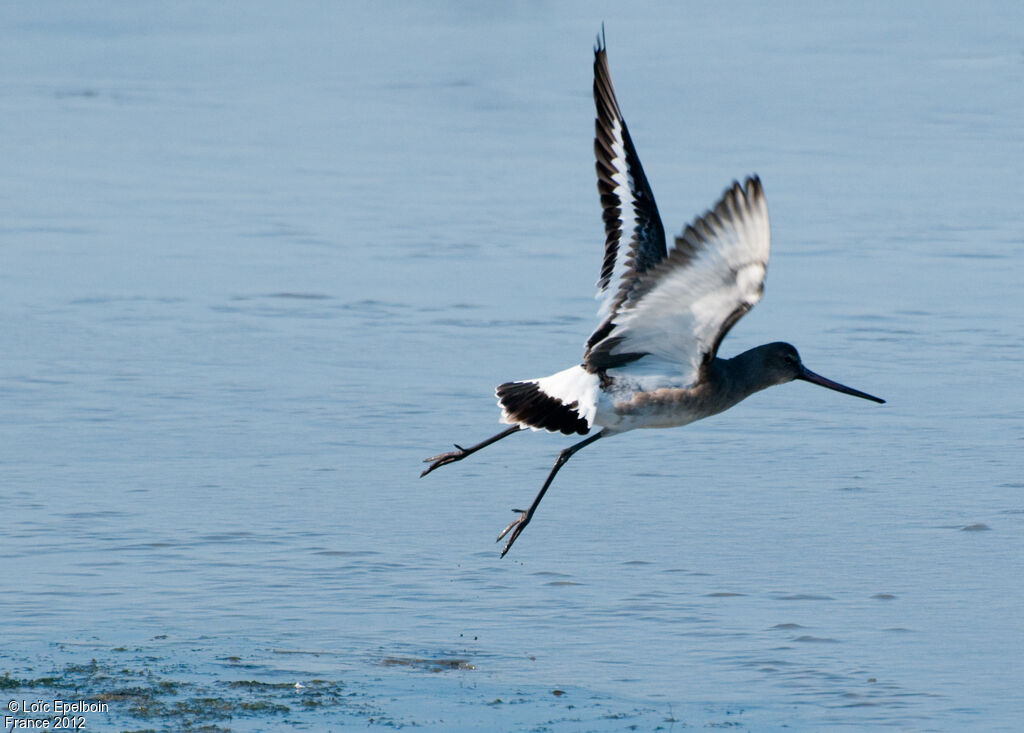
top-left (714, 348), bottom-right (777, 402)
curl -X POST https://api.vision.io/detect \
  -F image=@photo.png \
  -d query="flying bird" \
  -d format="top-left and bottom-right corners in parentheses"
top-left (422, 33), bottom-right (884, 557)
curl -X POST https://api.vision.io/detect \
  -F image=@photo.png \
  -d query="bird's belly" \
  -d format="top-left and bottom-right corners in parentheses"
top-left (593, 385), bottom-right (708, 433)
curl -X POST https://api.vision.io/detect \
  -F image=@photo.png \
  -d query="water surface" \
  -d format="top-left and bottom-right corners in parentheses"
top-left (2, 2), bottom-right (1022, 730)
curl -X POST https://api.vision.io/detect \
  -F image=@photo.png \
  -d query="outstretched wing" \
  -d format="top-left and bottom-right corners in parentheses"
top-left (584, 177), bottom-right (770, 384)
top-left (588, 32), bottom-right (667, 347)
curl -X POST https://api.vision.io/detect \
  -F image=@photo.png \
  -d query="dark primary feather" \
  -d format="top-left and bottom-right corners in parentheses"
top-left (587, 33), bottom-right (667, 358)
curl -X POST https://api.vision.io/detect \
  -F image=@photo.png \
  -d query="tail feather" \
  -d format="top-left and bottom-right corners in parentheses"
top-left (496, 366), bottom-right (598, 436)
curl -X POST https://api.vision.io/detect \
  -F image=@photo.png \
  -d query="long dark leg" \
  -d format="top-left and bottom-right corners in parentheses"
top-left (497, 430), bottom-right (604, 557)
top-left (420, 425), bottom-right (522, 478)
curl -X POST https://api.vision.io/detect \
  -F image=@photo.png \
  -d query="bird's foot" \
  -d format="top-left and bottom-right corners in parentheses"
top-left (497, 509), bottom-right (531, 557)
top-left (420, 444), bottom-right (470, 477)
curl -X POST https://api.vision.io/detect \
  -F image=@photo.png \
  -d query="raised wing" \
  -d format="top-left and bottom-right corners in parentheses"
top-left (589, 32), bottom-right (667, 340)
top-left (584, 177), bottom-right (770, 384)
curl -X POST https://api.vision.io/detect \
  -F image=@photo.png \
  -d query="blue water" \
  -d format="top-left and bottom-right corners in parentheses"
top-left (2, 2), bottom-right (1023, 731)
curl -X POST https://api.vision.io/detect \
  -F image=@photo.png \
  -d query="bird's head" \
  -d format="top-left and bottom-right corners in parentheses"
top-left (757, 342), bottom-right (884, 404)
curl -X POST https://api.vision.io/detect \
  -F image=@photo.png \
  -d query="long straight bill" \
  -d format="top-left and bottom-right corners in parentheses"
top-left (799, 367), bottom-right (885, 404)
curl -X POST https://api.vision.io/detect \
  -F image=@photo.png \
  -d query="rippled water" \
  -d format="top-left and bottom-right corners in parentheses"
top-left (2, 2), bottom-right (1023, 731)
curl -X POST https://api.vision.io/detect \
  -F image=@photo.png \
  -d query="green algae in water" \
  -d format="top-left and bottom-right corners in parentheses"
top-left (1, 655), bottom-right (360, 732)
top-left (380, 656), bottom-right (476, 672)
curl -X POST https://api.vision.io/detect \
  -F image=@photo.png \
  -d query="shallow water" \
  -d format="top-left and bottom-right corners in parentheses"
top-left (2, 2), bottom-right (1023, 731)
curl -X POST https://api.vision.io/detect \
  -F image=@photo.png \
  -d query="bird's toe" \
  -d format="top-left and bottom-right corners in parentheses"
top-left (497, 510), bottom-right (530, 557)
top-left (419, 447), bottom-right (468, 477)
